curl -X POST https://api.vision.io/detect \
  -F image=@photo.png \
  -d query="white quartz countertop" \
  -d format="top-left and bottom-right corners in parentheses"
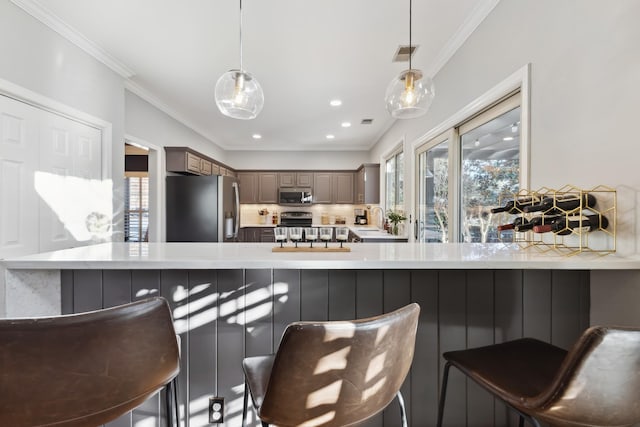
top-left (2, 242), bottom-right (640, 270)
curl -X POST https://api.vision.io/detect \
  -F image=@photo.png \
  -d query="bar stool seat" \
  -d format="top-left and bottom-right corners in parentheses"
top-left (242, 303), bottom-right (420, 427)
top-left (0, 297), bottom-right (181, 427)
top-left (437, 326), bottom-right (640, 427)
top-left (444, 338), bottom-right (567, 405)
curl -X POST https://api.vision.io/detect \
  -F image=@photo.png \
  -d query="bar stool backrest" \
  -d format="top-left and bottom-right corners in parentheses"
top-left (0, 297), bottom-right (180, 427)
top-left (259, 303), bottom-right (420, 427)
top-left (527, 326), bottom-right (640, 426)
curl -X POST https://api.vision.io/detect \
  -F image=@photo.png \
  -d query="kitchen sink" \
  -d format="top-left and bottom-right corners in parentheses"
top-left (351, 227), bottom-right (408, 242)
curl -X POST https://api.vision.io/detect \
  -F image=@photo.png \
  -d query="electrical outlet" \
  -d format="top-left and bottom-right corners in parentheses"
top-left (209, 397), bottom-right (224, 424)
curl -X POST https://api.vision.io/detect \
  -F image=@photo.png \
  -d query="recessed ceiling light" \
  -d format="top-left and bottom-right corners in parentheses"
top-left (326, 134), bottom-right (335, 140)
top-left (252, 133), bottom-right (262, 139)
top-left (329, 99), bottom-right (342, 107)
top-left (503, 136), bottom-right (514, 141)
top-left (341, 122), bottom-right (351, 128)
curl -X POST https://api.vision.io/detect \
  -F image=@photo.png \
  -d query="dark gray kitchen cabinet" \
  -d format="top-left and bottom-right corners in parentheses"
top-left (333, 172), bottom-right (354, 203)
top-left (356, 163), bottom-right (380, 204)
top-left (278, 172), bottom-right (313, 188)
top-left (237, 172), bottom-right (258, 203)
top-left (258, 173), bottom-right (278, 203)
top-left (241, 227), bottom-right (275, 242)
top-left (313, 173), bottom-right (333, 203)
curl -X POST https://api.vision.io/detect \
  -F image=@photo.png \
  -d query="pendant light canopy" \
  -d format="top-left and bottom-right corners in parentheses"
top-left (385, 0), bottom-right (434, 119)
top-left (215, 0), bottom-right (264, 120)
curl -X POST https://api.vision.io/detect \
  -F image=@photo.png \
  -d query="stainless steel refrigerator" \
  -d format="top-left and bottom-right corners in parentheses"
top-left (165, 175), bottom-right (240, 242)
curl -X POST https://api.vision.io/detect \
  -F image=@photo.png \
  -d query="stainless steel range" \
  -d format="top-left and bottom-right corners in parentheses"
top-left (279, 211), bottom-right (313, 227)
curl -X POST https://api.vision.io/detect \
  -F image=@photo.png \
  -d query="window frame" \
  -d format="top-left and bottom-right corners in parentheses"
top-left (384, 143), bottom-right (405, 215)
top-left (413, 64), bottom-right (530, 242)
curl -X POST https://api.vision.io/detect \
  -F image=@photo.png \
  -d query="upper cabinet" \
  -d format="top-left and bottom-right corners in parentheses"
top-left (237, 172), bottom-right (258, 203)
top-left (258, 172), bottom-right (278, 203)
top-left (278, 172), bottom-right (313, 187)
top-left (165, 147), bottom-right (233, 177)
top-left (238, 172), bottom-right (281, 203)
top-left (314, 172), bottom-right (354, 204)
top-left (333, 172), bottom-right (354, 203)
top-left (235, 166), bottom-right (377, 205)
top-left (313, 173), bottom-right (333, 203)
top-left (356, 163), bottom-right (380, 204)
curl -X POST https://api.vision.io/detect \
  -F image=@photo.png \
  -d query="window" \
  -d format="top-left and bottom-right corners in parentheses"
top-left (385, 149), bottom-right (404, 215)
top-left (415, 92), bottom-right (524, 242)
top-left (416, 134), bottom-right (450, 242)
top-left (124, 177), bottom-right (149, 242)
top-left (459, 100), bottom-right (521, 242)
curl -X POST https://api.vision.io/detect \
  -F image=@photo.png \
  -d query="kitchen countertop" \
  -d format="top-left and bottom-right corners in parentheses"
top-left (2, 242), bottom-right (639, 270)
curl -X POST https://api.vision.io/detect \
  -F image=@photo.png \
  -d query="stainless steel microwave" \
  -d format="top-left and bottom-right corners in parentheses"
top-left (278, 188), bottom-right (313, 205)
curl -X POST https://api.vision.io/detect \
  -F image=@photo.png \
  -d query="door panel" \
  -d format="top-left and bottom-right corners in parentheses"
top-left (38, 112), bottom-right (102, 252)
top-left (0, 92), bottom-right (103, 257)
top-left (0, 96), bottom-right (39, 257)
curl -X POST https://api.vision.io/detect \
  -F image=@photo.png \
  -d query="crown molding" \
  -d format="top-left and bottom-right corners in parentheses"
top-left (426, 0), bottom-right (501, 78)
top-left (10, 0), bottom-right (135, 78)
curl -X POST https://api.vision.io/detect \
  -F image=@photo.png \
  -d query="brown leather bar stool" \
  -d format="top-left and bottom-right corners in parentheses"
top-left (242, 303), bottom-right (420, 427)
top-left (436, 326), bottom-right (640, 427)
top-left (0, 297), bottom-right (181, 427)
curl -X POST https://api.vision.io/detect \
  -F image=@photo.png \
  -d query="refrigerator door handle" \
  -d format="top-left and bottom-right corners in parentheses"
top-left (232, 181), bottom-right (240, 239)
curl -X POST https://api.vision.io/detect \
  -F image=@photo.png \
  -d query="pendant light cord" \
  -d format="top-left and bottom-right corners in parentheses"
top-left (408, 0), bottom-right (412, 70)
top-left (239, 0), bottom-right (243, 72)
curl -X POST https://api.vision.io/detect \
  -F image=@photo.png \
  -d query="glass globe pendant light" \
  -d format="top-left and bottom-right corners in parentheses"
top-left (215, 0), bottom-right (264, 120)
top-left (385, 0), bottom-right (434, 119)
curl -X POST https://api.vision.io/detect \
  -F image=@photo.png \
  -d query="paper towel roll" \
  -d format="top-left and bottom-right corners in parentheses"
top-left (225, 217), bottom-right (234, 238)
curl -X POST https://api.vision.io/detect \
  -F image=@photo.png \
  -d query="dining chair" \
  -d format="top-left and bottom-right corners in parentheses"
top-left (436, 326), bottom-right (640, 427)
top-left (242, 303), bottom-right (420, 427)
top-left (0, 297), bottom-right (181, 427)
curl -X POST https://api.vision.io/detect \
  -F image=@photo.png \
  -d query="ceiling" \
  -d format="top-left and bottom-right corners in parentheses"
top-left (26, 0), bottom-right (499, 151)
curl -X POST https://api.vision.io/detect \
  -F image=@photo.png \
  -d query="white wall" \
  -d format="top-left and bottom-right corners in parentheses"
top-left (0, 0), bottom-right (126, 235)
top-left (225, 150), bottom-right (369, 170)
top-left (371, 0), bottom-right (640, 325)
top-left (125, 90), bottom-right (226, 163)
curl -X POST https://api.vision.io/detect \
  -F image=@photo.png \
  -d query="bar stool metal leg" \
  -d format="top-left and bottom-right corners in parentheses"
top-left (396, 390), bottom-right (408, 427)
top-left (242, 384), bottom-right (249, 427)
top-left (436, 362), bottom-right (452, 427)
top-left (164, 377), bottom-right (179, 427)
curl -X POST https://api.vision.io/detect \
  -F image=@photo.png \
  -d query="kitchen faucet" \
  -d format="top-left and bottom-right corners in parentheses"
top-left (370, 206), bottom-right (385, 229)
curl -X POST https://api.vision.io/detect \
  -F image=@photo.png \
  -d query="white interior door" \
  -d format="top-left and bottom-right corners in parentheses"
top-left (38, 112), bottom-right (102, 252)
top-left (0, 93), bottom-right (103, 256)
top-left (0, 95), bottom-right (39, 258)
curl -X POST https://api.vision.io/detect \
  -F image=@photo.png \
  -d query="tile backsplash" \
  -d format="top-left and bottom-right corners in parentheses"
top-left (241, 204), bottom-right (378, 226)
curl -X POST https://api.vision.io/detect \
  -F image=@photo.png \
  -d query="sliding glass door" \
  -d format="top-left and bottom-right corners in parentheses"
top-left (416, 133), bottom-right (450, 242)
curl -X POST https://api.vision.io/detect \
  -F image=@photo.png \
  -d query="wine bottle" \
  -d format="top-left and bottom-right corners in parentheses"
top-left (490, 196), bottom-right (543, 214)
top-left (522, 193), bottom-right (596, 213)
top-left (513, 214), bottom-right (564, 232)
top-left (497, 216), bottom-right (528, 231)
top-left (532, 214), bottom-right (608, 235)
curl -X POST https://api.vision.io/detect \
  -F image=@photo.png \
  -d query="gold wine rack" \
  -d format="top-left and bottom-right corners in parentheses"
top-left (495, 185), bottom-right (616, 256)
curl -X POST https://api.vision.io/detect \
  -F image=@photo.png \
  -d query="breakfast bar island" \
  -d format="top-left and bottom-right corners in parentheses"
top-left (3, 242), bottom-right (640, 427)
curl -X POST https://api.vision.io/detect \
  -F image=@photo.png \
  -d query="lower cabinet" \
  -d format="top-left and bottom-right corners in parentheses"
top-left (241, 227), bottom-right (275, 242)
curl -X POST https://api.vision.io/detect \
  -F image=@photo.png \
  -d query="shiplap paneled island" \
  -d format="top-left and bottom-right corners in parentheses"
top-left (3, 242), bottom-right (640, 427)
